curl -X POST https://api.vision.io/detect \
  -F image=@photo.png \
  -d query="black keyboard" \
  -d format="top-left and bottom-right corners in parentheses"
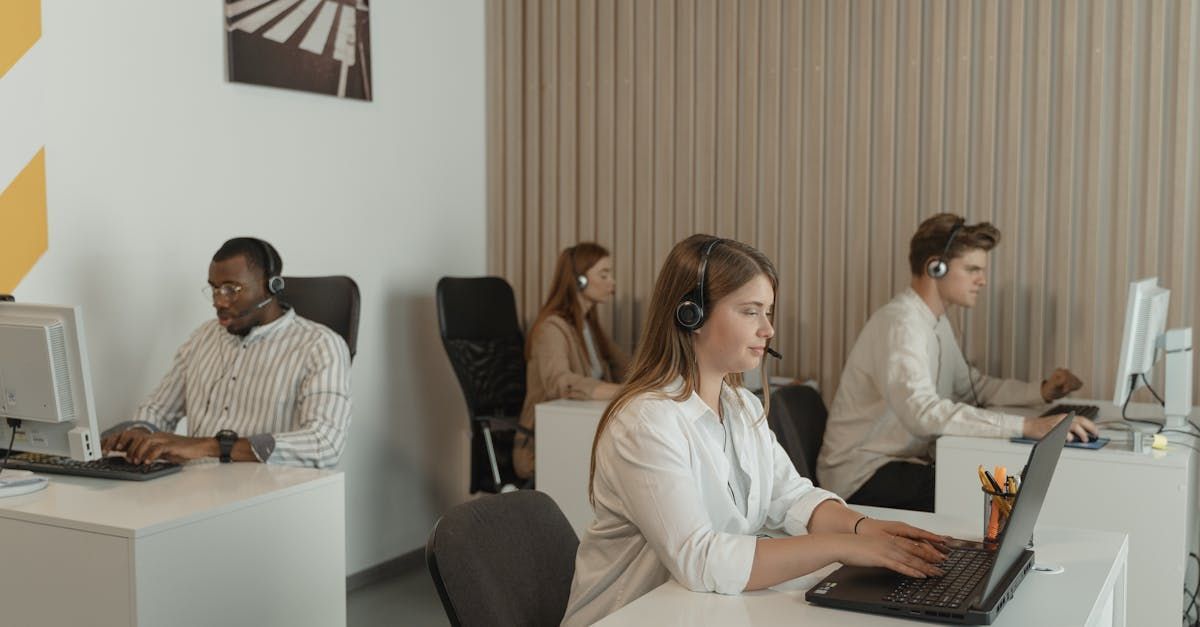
top-left (1, 451), bottom-right (182, 481)
top-left (1040, 403), bottom-right (1100, 420)
top-left (882, 548), bottom-right (995, 610)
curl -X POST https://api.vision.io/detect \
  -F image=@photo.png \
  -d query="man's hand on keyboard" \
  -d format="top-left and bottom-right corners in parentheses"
top-left (1041, 368), bottom-right (1083, 401)
top-left (106, 431), bottom-right (217, 464)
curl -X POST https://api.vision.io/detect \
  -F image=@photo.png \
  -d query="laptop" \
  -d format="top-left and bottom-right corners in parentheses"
top-left (805, 413), bottom-right (1073, 625)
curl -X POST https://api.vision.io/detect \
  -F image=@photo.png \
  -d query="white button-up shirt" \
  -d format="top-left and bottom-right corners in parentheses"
top-left (562, 380), bottom-right (843, 627)
top-left (817, 288), bottom-right (1044, 498)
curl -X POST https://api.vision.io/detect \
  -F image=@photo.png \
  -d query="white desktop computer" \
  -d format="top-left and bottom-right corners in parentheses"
top-left (1112, 277), bottom-right (1193, 428)
top-left (0, 302), bottom-right (102, 495)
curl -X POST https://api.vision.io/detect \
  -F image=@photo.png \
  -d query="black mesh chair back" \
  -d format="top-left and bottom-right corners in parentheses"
top-left (281, 275), bottom-right (361, 360)
top-left (436, 276), bottom-right (527, 492)
top-left (766, 384), bottom-right (829, 484)
top-left (426, 490), bottom-right (579, 627)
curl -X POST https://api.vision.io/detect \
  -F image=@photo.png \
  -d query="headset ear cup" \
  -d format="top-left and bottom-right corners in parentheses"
top-left (268, 275), bottom-right (286, 295)
top-left (675, 300), bottom-right (703, 330)
top-left (927, 258), bottom-right (948, 279)
top-left (576, 274), bottom-right (588, 291)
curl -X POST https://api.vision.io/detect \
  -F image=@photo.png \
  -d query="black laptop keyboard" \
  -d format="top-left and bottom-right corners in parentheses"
top-left (1040, 403), bottom-right (1099, 419)
top-left (882, 548), bottom-right (995, 610)
top-left (1, 451), bottom-right (182, 481)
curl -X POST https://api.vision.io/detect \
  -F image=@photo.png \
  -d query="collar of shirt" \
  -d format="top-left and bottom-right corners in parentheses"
top-left (223, 307), bottom-right (297, 347)
top-left (664, 377), bottom-right (740, 425)
top-left (901, 287), bottom-right (941, 328)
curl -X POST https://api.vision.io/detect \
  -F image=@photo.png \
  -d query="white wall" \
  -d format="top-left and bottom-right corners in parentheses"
top-left (14, 1), bottom-right (483, 574)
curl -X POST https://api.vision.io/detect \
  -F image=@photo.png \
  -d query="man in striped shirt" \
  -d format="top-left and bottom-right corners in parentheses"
top-left (100, 238), bottom-right (352, 468)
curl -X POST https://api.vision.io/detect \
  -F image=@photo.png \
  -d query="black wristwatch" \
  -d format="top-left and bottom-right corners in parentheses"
top-left (215, 429), bottom-right (238, 463)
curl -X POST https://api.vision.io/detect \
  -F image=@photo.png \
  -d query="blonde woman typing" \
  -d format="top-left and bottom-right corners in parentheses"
top-left (562, 235), bottom-right (948, 626)
top-left (512, 242), bottom-right (628, 481)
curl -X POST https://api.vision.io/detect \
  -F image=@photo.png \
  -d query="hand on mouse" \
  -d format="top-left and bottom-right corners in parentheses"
top-left (1023, 412), bottom-right (1099, 443)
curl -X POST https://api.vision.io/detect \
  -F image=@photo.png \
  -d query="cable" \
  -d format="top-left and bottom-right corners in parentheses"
top-left (966, 361), bottom-right (984, 408)
top-left (0, 418), bottom-right (18, 476)
top-left (1188, 553), bottom-right (1200, 627)
top-left (1121, 375), bottom-right (1164, 430)
top-left (1142, 373), bottom-right (1166, 406)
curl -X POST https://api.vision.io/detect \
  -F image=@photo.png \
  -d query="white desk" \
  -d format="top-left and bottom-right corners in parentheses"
top-left (0, 462), bottom-right (345, 627)
top-left (936, 399), bottom-right (1199, 627)
top-left (597, 506), bottom-right (1128, 627)
top-left (536, 399), bottom-right (607, 535)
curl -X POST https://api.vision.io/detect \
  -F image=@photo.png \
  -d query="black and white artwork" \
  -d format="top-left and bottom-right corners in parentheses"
top-left (225, 0), bottom-right (372, 100)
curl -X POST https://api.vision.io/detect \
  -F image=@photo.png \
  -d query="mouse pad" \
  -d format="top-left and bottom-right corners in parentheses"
top-left (1010, 436), bottom-right (1110, 449)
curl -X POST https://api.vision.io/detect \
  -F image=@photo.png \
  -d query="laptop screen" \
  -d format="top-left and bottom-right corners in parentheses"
top-left (978, 414), bottom-right (1072, 603)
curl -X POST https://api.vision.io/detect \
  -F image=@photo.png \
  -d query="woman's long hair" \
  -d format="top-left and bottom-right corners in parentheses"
top-left (588, 234), bottom-right (778, 503)
top-left (526, 242), bottom-right (618, 366)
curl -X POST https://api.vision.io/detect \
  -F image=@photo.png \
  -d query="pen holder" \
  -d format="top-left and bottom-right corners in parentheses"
top-left (982, 486), bottom-right (1016, 546)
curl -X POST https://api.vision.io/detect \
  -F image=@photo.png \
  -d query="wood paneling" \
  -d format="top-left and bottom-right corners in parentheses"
top-left (488, 0), bottom-right (1200, 401)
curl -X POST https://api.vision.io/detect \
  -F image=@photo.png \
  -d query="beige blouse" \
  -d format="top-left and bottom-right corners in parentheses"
top-left (512, 315), bottom-right (628, 479)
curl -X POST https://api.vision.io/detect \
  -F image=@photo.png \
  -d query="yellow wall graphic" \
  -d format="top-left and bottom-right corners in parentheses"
top-left (0, 150), bottom-right (48, 293)
top-left (0, 0), bottom-right (46, 294)
top-left (0, 0), bottom-right (41, 78)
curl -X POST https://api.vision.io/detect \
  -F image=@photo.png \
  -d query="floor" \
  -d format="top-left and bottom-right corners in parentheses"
top-left (347, 565), bottom-right (449, 627)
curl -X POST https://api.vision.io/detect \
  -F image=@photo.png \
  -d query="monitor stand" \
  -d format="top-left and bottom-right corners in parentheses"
top-left (1163, 328), bottom-right (1193, 429)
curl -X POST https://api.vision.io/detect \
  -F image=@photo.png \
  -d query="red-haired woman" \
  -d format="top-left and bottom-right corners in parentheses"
top-left (512, 242), bottom-right (628, 481)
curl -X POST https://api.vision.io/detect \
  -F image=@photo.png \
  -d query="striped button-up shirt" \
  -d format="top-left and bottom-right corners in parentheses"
top-left (127, 308), bottom-right (352, 467)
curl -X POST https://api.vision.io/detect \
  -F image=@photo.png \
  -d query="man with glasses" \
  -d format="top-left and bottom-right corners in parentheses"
top-left (100, 238), bottom-right (352, 468)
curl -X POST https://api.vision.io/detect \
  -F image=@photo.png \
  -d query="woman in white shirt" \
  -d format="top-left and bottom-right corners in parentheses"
top-left (562, 235), bottom-right (950, 626)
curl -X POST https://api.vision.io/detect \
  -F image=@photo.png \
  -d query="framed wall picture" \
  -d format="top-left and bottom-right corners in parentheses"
top-left (225, 0), bottom-right (372, 100)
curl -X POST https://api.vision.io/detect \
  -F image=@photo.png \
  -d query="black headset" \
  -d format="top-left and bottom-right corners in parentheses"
top-left (926, 218), bottom-right (965, 279)
top-left (675, 238), bottom-right (724, 330)
top-left (568, 246), bottom-right (588, 291)
top-left (254, 238), bottom-right (286, 295)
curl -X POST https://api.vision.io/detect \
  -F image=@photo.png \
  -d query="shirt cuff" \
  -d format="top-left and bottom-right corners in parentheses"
top-left (248, 433), bottom-right (276, 462)
top-left (1023, 380), bottom-right (1046, 405)
top-left (709, 532), bottom-right (759, 595)
top-left (783, 489), bottom-right (846, 536)
top-left (1000, 413), bottom-right (1027, 438)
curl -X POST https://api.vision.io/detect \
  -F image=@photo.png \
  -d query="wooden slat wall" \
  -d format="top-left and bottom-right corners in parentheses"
top-left (487, 0), bottom-right (1200, 401)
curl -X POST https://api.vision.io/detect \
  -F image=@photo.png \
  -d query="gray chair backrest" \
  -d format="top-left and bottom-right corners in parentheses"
top-left (280, 275), bottom-right (360, 360)
top-left (426, 490), bottom-right (580, 627)
top-left (766, 384), bottom-right (828, 484)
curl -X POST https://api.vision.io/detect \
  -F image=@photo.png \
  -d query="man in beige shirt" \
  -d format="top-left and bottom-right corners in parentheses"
top-left (817, 214), bottom-right (1098, 511)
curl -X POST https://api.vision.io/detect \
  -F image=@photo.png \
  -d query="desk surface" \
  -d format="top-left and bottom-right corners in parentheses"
top-left (597, 506), bottom-right (1128, 626)
top-left (0, 461), bottom-right (341, 538)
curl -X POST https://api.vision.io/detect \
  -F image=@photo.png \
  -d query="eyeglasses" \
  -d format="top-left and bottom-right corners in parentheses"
top-left (202, 283), bottom-right (244, 302)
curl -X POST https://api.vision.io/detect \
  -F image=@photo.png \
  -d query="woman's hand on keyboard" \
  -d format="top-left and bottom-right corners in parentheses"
top-left (835, 533), bottom-right (948, 579)
top-left (857, 519), bottom-right (952, 556)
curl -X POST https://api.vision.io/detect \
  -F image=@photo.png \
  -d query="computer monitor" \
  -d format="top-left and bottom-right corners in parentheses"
top-left (1111, 277), bottom-right (1193, 427)
top-left (1112, 278), bottom-right (1170, 406)
top-left (0, 302), bottom-right (101, 461)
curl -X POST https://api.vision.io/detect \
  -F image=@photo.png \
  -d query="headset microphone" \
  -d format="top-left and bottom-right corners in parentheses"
top-left (226, 296), bottom-right (274, 321)
top-left (766, 347), bottom-right (783, 360)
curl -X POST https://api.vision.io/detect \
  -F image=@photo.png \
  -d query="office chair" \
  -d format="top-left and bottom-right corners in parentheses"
top-left (436, 276), bottom-right (526, 493)
top-left (766, 384), bottom-right (828, 485)
top-left (426, 490), bottom-right (579, 627)
top-left (281, 275), bottom-right (361, 361)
